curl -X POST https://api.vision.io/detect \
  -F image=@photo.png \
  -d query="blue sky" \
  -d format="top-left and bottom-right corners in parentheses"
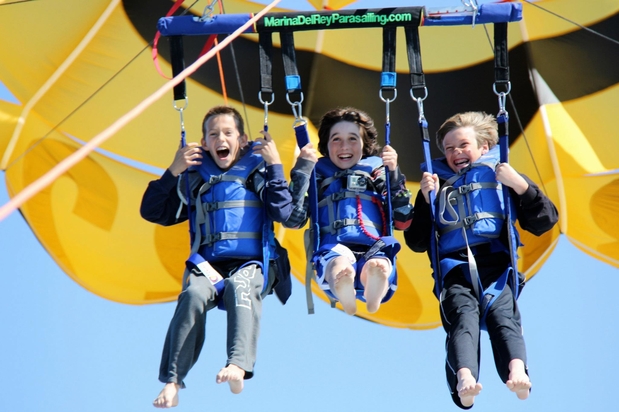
top-left (1, 1), bottom-right (618, 411)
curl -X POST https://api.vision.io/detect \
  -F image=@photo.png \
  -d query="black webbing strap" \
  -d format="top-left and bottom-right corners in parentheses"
top-left (494, 22), bottom-right (510, 92)
top-left (279, 31), bottom-right (302, 94)
top-left (381, 27), bottom-right (397, 93)
top-left (258, 32), bottom-right (274, 100)
top-left (404, 25), bottom-right (426, 96)
top-left (169, 35), bottom-right (186, 101)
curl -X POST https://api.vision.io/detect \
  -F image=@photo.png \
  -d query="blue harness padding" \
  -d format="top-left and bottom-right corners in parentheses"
top-left (423, 3), bottom-right (522, 26)
top-left (157, 15), bottom-right (256, 36)
top-left (182, 145), bottom-right (276, 308)
top-left (425, 146), bottom-right (520, 329)
top-left (315, 156), bottom-right (386, 246)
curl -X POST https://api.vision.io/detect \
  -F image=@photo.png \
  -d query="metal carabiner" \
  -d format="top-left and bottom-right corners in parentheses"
top-left (173, 97), bottom-right (189, 133)
top-left (379, 89), bottom-right (397, 124)
top-left (200, 0), bottom-right (219, 21)
top-left (286, 92), bottom-right (304, 124)
top-left (493, 81), bottom-right (511, 115)
top-left (410, 87), bottom-right (428, 122)
top-left (258, 91), bottom-right (275, 130)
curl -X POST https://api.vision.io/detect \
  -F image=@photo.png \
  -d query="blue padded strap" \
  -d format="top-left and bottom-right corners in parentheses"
top-left (157, 15), bottom-right (256, 36)
top-left (423, 3), bottom-right (522, 26)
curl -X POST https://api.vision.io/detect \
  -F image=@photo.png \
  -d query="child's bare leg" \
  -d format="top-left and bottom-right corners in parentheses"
top-left (506, 359), bottom-right (531, 400)
top-left (326, 257), bottom-right (357, 315)
top-left (153, 382), bottom-right (180, 408)
top-left (216, 363), bottom-right (245, 394)
top-left (456, 368), bottom-right (482, 407)
top-left (360, 258), bottom-right (390, 313)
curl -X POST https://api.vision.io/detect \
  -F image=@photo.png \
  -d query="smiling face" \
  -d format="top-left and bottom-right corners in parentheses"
top-left (326, 121), bottom-right (364, 170)
top-left (442, 126), bottom-right (489, 172)
top-left (201, 114), bottom-right (248, 170)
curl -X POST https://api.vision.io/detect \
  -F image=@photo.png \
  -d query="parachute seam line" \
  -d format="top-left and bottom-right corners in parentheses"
top-left (4, 45), bottom-right (151, 172)
top-left (567, 235), bottom-right (619, 266)
top-left (521, 234), bottom-right (560, 281)
top-left (0, 0), bottom-right (282, 222)
top-left (4, 0), bottom-right (202, 171)
top-left (0, 0), bottom-right (37, 6)
top-left (1, 0), bottom-right (122, 171)
top-left (523, 0), bottom-right (619, 46)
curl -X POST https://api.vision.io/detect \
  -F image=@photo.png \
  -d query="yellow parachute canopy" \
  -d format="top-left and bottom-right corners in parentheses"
top-left (1, 0), bottom-right (618, 329)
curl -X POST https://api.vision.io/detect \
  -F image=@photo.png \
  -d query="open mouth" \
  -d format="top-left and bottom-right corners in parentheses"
top-left (454, 159), bottom-right (469, 168)
top-left (216, 147), bottom-right (230, 159)
top-left (338, 154), bottom-right (353, 160)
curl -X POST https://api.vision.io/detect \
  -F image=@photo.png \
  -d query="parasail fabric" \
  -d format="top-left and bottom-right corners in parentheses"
top-left (1, 0), bottom-right (618, 329)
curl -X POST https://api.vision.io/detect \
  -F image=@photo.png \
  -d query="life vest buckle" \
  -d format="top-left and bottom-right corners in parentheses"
top-left (458, 183), bottom-right (474, 194)
top-left (464, 214), bottom-right (480, 226)
top-left (204, 202), bottom-right (218, 212)
top-left (332, 219), bottom-right (346, 230)
top-left (208, 175), bottom-right (222, 185)
top-left (203, 233), bottom-right (222, 244)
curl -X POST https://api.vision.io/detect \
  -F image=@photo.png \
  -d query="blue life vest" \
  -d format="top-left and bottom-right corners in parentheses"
top-left (315, 156), bottom-right (386, 247)
top-left (431, 146), bottom-right (511, 260)
top-left (189, 144), bottom-right (273, 262)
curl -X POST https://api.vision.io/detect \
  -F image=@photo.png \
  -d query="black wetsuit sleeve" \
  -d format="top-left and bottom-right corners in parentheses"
top-left (403, 189), bottom-right (433, 253)
top-left (512, 174), bottom-right (559, 236)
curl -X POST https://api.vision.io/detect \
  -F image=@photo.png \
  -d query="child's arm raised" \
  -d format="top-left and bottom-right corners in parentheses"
top-left (140, 142), bottom-right (202, 226)
top-left (282, 143), bottom-right (317, 229)
top-left (382, 145), bottom-right (413, 230)
top-left (252, 130), bottom-right (295, 223)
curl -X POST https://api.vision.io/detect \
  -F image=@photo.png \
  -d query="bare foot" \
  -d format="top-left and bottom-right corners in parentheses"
top-left (506, 359), bottom-right (531, 400)
top-left (216, 364), bottom-right (245, 394)
top-left (153, 382), bottom-right (179, 408)
top-left (456, 368), bottom-right (482, 407)
top-left (362, 259), bottom-right (390, 313)
top-left (326, 258), bottom-right (357, 315)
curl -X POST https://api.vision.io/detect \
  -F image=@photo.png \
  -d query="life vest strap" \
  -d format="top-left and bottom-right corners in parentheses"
top-left (201, 231), bottom-right (261, 245)
top-left (438, 212), bottom-right (505, 236)
top-left (320, 218), bottom-right (382, 235)
top-left (203, 200), bottom-right (262, 211)
top-left (318, 191), bottom-right (373, 206)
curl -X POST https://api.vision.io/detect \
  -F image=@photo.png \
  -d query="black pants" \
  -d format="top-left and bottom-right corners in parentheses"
top-left (439, 269), bottom-right (527, 409)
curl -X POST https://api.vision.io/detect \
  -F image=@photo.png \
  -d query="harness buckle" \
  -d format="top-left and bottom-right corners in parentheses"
top-left (458, 184), bottom-right (474, 194)
top-left (209, 176), bottom-right (222, 185)
top-left (464, 214), bottom-right (479, 226)
top-left (331, 192), bottom-right (347, 201)
top-left (332, 220), bottom-right (346, 230)
top-left (204, 233), bottom-right (222, 244)
top-left (204, 202), bottom-right (218, 212)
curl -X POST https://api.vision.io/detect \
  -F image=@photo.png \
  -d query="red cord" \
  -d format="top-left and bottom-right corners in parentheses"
top-left (356, 195), bottom-right (386, 241)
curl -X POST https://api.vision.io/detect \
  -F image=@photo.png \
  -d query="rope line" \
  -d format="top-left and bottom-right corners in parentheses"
top-left (0, 0), bottom-right (282, 222)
